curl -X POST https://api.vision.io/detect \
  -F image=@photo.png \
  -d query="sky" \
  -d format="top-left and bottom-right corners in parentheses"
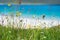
top-left (0, 4), bottom-right (60, 19)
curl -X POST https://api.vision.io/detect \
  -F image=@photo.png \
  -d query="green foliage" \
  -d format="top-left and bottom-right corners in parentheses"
top-left (0, 25), bottom-right (60, 40)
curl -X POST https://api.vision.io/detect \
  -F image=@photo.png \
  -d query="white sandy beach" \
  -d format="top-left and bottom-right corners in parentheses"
top-left (0, 15), bottom-right (60, 29)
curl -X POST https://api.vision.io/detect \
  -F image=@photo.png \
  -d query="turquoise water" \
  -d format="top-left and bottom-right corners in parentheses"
top-left (0, 4), bottom-right (60, 19)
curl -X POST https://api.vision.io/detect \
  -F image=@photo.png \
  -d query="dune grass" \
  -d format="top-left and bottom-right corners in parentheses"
top-left (0, 25), bottom-right (60, 40)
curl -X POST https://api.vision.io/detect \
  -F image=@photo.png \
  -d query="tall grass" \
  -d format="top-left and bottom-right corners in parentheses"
top-left (0, 25), bottom-right (60, 40)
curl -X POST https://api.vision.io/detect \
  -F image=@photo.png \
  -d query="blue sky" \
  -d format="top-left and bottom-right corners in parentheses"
top-left (0, 4), bottom-right (60, 19)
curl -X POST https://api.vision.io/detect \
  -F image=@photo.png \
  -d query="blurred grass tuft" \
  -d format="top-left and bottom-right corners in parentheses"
top-left (0, 25), bottom-right (60, 40)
